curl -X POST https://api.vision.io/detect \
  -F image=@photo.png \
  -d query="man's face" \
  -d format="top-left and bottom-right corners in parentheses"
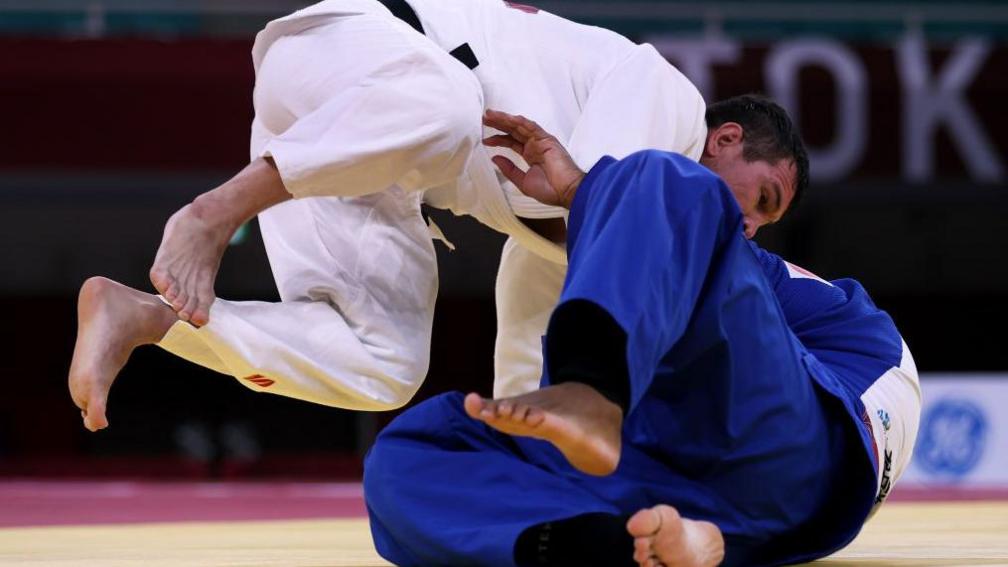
top-left (700, 123), bottom-right (797, 239)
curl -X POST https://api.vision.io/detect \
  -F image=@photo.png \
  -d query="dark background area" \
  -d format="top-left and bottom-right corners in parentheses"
top-left (1, 0), bottom-right (1005, 478)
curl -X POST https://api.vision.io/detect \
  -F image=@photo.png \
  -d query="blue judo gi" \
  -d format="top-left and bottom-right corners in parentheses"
top-left (364, 151), bottom-right (906, 566)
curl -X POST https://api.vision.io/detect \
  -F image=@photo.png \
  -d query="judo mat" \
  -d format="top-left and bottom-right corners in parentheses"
top-left (1, 481), bottom-right (1006, 566)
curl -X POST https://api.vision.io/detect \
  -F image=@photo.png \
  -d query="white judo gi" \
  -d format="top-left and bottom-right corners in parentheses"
top-left (156, 0), bottom-right (707, 409)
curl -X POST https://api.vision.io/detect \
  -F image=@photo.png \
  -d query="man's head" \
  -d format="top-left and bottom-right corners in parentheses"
top-left (700, 94), bottom-right (809, 238)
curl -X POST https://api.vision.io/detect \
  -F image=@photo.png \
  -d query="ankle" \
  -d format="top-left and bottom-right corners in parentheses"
top-left (139, 297), bottom-right (179, 345)
top-left (566, 382), bottom-right (624, 423)
top-left (189, 192), bottom-right (242, 233)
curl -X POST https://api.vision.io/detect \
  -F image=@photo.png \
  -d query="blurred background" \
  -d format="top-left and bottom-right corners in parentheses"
top-left (1, 0), bottom-right (1005, 490)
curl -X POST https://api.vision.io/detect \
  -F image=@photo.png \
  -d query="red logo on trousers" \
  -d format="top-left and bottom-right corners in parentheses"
top-left (243, 374), bottom-right (275, 388)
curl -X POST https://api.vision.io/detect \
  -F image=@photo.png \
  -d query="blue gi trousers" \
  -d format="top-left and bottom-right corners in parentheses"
top-left (364, 152), bottom-right (876, 566)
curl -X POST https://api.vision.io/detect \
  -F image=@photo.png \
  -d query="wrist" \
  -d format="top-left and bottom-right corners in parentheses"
top-left (560, 170), bottom-right (585, 209)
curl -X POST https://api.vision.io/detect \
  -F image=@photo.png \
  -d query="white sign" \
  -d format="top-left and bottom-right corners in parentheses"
top-left (902, 374), bottom-right (1008, 486)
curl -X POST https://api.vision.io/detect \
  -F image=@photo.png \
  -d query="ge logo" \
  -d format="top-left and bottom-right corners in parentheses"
top-left (917, 399), bottom-right (987, 478)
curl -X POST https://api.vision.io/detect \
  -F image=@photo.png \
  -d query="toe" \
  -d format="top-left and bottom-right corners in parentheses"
top-left (496, 400), bottom-right (514, 418)
top-left (160, 278), bottom-right (177, 302)
top-left (179, 293), bottom-right (199, 323)
top-left (654, 505), bottom-right (681, 529)
top-left (650, 507), bottom-right (685, 560)
top-left (191, 286), bottom-right (214, 327)
top-left (149, 268), bottom-right (167, 293)
top-left (190, 310), bottom-right (209, 328)
top-left (84, 398), bottom-right (108, 431)
top-left (633, 538), bottom-right (653, 564)
top-left (171, 291), bottom-right (189, 315)
top-left (514, 404), bottom-right (531, 423)
top-left (627, 507), bottom-right (662, 537)
top-left (463, 393), bottom-right (486, 420)
top-left (480, 400), bottom-right (498, 419)
top-left (522, 405), bottom-right (545, 426)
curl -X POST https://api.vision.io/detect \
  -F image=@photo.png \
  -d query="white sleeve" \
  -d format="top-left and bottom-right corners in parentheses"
top-left (252, 20), bottom-right (485, 199)
top-left (567, 44), bottom-right (707, 170)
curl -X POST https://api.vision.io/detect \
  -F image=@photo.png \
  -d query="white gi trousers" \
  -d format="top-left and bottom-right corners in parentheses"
top-left (158, 5), bottom-right (482, 410)
top-left (157, 0), bottom-right (707, 408)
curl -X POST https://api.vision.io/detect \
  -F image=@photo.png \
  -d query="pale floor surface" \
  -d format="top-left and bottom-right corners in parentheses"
top-left (0, 502), bottom-right (1004, 566)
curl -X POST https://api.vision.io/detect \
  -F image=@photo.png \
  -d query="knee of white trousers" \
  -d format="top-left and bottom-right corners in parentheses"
top-left (269, 323), bottom-right (433, 411)
top-left (368, 361), bottom-right (428, 410)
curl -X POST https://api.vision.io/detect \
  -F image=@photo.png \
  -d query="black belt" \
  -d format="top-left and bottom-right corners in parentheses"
top-left (376, 0), bottom-right (479, 70)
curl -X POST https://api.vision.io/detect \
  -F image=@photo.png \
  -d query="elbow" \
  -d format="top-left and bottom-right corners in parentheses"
top-left (423, 91), bottom-right (483, 176)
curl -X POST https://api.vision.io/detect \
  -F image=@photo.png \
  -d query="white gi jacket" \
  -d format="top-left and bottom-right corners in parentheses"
top-left (157, 0), bottom-right (707, 408)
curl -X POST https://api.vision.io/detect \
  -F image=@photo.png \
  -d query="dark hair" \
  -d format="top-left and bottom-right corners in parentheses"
top-left (705, 94), bottom-right (810, 214)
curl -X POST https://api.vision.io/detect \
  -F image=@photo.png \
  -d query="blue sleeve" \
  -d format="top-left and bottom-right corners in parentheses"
top-left (747, 242), bottom-right (904, 395)
top-left (545, 150), bottom-right (743, 410)
top-left (746, 242), bottom-right (849, 330)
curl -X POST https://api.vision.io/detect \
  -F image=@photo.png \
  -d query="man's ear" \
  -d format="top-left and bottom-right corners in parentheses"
top-left (704, 122), bottom-right (744, 158)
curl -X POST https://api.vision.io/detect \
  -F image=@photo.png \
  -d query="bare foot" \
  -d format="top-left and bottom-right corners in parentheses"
top-left (149, 159), bottom-right (290, 327)
top-left (149, 201), bottom-right (235, 327)
top-left (69, 277), bottom-right (177, 432)
top-left (627, 505), bottom-right (725, 567)
top-left (463, 383), bottom-right (623, 476)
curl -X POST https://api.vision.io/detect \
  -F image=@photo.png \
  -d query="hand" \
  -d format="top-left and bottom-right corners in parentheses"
top-left (483, 110), bottom-right (585, 209)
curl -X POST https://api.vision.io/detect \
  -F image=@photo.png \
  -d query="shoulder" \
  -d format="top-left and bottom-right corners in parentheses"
top-left (620, 150), bottom-right (720, 183)
top-left (748, 243), bottom-right (850, 316)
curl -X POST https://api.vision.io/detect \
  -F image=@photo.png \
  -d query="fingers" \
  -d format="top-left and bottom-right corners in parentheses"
top-left (483, 109), bottom-right (550, 144)
top-left (483, 134), bottom-right (524, 154)
top-left (483, 109), bottom-right (527, 142)
top-left (491, 155), bottom-right (527, 188)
